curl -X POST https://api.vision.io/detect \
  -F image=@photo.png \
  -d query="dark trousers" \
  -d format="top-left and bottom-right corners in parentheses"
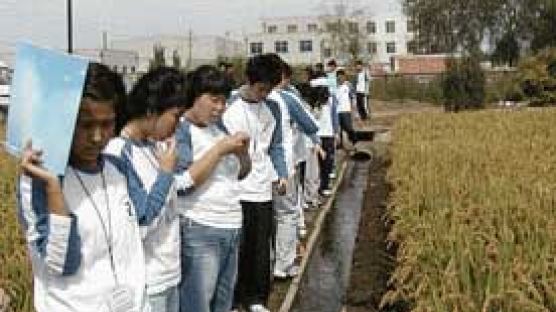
top-left (298, 161), bottom-right (306, 192)
top-left (234, 200), bottom-right (274, 307)
top-left (356, 92), bottom-right (368, 120)
top-left (338, 112), bottom-right (357, 146)
top-left (318, 137), bottom-right (335, 193)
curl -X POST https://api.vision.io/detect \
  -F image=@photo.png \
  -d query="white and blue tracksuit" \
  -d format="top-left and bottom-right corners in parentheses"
top-left (104, 137), bottom-right (181, 309)
top-left (268, 88), bottom-right (320, 275)
top-left (17, 155), bottom-right (173, 312)
top-left (222, 88), bottom-right (287, 306)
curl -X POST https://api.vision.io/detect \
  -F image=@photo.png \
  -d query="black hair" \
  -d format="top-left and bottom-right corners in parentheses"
top-left (313, 63), bottom-right (325, 78)
top-left (282, 62), bottom-right (293, 79)
top-left (119, 66), bottom-right (186, 132)
top-left (185, 65), bottom-right (231, 109)
top-left (245, 53), bottom-right (282, 86)
top-left (82, 62), bottom-right (126, 107)
top-left (310, 86), bottom-right (330, 109)
top-left (327, 59), bottom-right (337, 67)
top-left (336, 69), bottom-right (346, 77)
top-left (355, 60), bottom-right (363, 66)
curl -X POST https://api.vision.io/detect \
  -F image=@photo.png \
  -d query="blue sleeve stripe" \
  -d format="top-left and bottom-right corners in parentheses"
top-left (175, 120), bottom-right (194, 174)
top-left (31, 178), bottom-right (49, 257)
top-left (281, 91), bottom-right (319, 136)
top-left (19, 175), bottom-right (81, 275)
top-left (104, 149), bottom-right (171, 227)
top-left (331, 96), bottom-right (340, 133)
top-left (265, 99), bottom-right (288, 178)
top-left (62, 214), bottom-right (81, 275)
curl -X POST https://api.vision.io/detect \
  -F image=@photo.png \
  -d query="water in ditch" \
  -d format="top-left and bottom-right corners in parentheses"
top-left (291, 151), bottom-right (372, 312)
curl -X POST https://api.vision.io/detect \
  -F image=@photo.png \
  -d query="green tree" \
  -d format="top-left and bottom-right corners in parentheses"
top-left (319, 0), bottom-right (369, 62)
top-left (405, 0), bottom-right (554, 57)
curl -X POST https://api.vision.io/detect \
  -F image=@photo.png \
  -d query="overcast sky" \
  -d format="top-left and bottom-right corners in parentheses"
top-left (0, 0), bottom-right (400, 58)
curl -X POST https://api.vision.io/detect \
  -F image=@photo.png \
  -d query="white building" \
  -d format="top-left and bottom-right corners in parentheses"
top-left (75, 49), bottom-right (140, 74)
top-left (111, 34), bottom-right (245, 72)
top-left (246, 14), bottom-right (416, 66)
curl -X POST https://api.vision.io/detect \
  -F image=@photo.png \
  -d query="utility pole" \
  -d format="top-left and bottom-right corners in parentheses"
top-left (67, 0), bottom-right (73, 53)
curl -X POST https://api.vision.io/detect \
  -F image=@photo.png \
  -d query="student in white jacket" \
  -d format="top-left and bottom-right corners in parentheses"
top-left (17, 63), bottom-right (174, 312)
top-left (267, 60), bottom-right (323, 280)
top-left (104, 67), bottom-right (186, 312)
top-left (223, 54), bottom-right (287, 312)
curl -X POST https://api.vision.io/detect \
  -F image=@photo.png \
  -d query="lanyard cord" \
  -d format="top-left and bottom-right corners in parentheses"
top-left (241, 102), bottom-right (262, 154)
top-left (71, 167), bottom-right (119, 285)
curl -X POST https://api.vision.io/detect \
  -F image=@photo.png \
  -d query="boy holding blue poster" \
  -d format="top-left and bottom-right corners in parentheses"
top-left (16, 54), bottom-right (173, 311)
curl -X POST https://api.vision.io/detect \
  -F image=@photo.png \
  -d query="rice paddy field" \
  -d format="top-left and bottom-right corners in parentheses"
top-left (0, 123), bottom-right (33, 312)
top-left (384, 109), bottom-right (556, 311)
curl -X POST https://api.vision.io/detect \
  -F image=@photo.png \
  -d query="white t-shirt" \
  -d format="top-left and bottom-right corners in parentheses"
top-left (223, 94), bottom-right (287, 202)
top-left (174, 120), bottom-right (242, 228)
top-left (337, 82), bottom-right (353, 113)
top-left (356, 70), bottom-right (370, 94)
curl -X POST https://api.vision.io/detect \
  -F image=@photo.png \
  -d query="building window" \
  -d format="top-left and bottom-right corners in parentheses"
top-left (386, 21), bottom-right (396, 33)
top-left (267, 25), bottom-right (277, 33)
top-left (122, 66), bottom-right (127, 74)
top-left (367, 21), bottom-right (376, 34)
top-left (131, 66), bottom-right (136, 73)
top-left (113, 65), bottom-right (118, 72)
top-left (250, 42), bottom-right (264, 54)
top-left (386, 42), bottom-right (396, 53)
top-left (407, 40), bottom-right (418, 54)
top-left (287, 24), bottom-right (298, 33)
top-left (300, 40), bottom-right (313, 52)
top-left (326, 22), bottom-right (338, 32)
top-left (407, 19), bottom-right (416, 33)
top-left (308, 23), bottom-right (318, 32)
top-left (348, 22), bottom-right (359, 33)
top-left (275, 41), bottom-right (288, 53)
top-left (368, 42), bottom-right (378, 54)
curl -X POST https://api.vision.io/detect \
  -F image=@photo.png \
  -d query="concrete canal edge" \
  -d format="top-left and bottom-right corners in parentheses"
top-left (278, 159), bottom-right (350, 312)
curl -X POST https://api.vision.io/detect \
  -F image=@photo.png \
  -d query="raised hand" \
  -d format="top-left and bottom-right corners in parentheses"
top-left (156, 136), bottom-right (178, 173)
top-left (20, 140), bottom-right (67, 216)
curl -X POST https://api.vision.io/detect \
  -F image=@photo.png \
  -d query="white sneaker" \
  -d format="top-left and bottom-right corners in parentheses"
top-left (248, 304), bottom-right (270, 312)
top-left (273, 269), bottom-right (288, 279)
top-left (321, 189), bottom-right (332, 196)
top-left (274, 265), bottom-right (300, 279)
top-left (287, 265), bottom-right (300, 277)
top-left (329, 172), bottom-right (336, 179)
top-left (299, 227), bottom-right (307, 239)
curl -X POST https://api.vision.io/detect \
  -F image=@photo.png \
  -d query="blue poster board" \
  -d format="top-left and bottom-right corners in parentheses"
top-left (5, 42), bottom-right (89, 175)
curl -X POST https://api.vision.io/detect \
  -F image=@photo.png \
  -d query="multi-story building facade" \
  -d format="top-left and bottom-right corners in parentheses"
top-left (246, 14), bottom-right (416, 66)
top-left (112, 35), bottom-right (244, 72)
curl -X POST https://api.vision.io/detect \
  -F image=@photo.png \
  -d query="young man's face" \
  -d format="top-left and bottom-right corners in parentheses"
top-left (250, 82), bottom-right (273, 102)
top-left (356, 64), bottom-right (363, 71)
top-left (70, 99), bottom-right (116, 169)
top-left (337, 74), bottom-right (346, 84)
top-left (152, 107), bottom-right (182, 140)
top-left (192, 93), bottom-right (227, 126)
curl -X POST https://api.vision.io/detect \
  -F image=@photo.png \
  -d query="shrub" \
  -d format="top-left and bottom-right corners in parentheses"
top-left (442, 57), bottom-right (486, 111)
top-left (517, 47), bottom-right (556, 106)
top-left (370, 75), bottom-right (444, 105)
